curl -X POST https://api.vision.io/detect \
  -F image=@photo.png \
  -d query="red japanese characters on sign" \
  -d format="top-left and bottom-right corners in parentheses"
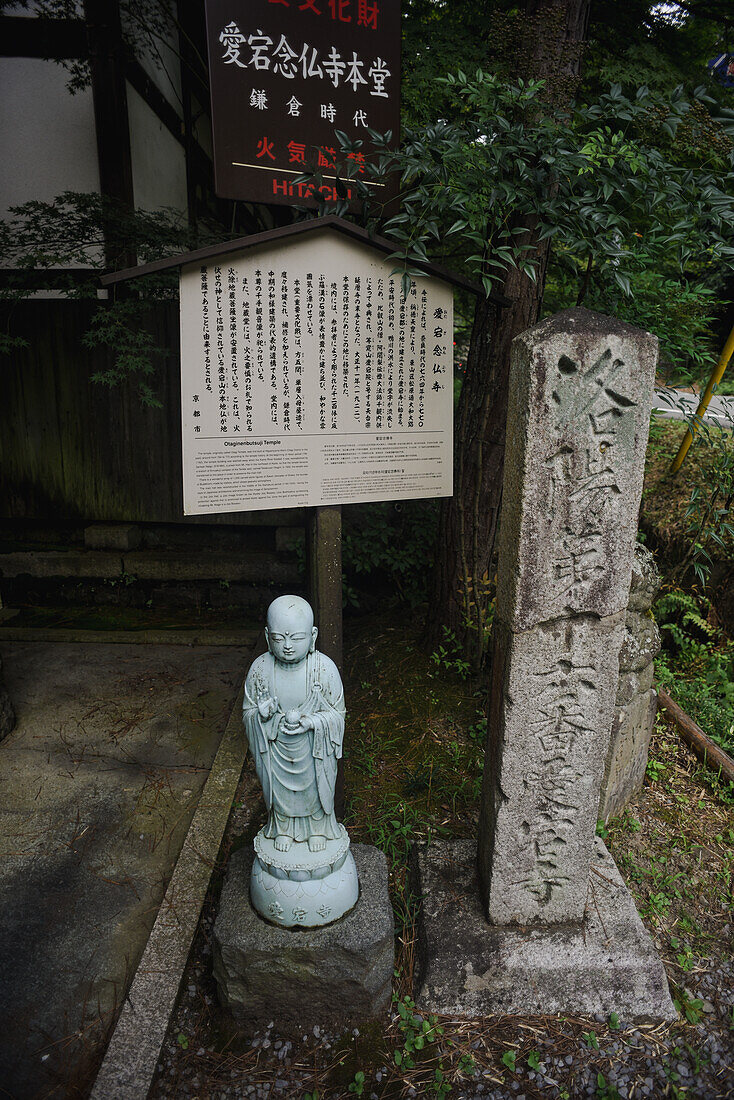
top-left (205, 0), bottom-right (401, 206)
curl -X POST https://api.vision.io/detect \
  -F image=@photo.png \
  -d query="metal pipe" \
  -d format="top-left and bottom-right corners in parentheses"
top-left (669, 322), bottom-right (734, 474)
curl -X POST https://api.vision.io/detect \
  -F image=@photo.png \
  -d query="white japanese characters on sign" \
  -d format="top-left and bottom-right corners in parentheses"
top-left (205, 0), bottom-right (401, 204)
top-left (180, 233), bottom-right (453, 514)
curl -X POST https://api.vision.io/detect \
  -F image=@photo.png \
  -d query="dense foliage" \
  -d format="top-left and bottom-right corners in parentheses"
top-left (395, 0), bottom-right (734, 385)
top-left (345, 74), bottom-right (734, 381)
top-left (342, 500), bottom-right (439, 609)
top-left (655, 588), bottom-right (734, 757)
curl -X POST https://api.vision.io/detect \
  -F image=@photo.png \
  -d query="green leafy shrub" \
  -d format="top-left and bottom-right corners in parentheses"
top-left (342, 500), bottom-right (439, 607)
top-left (429, 627), bottom-right (471, 680)
top-left (545, 264), bottom-right (721, 388)
top-left (655, 589), bottom-right (734, 755)
top-left (682, 422), bottom-right (734, 588)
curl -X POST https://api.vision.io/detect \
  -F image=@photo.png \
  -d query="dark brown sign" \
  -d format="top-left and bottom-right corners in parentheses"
top-left (204, 0), bottom-right (401, 207)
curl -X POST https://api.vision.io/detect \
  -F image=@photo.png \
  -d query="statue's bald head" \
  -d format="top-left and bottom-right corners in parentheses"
top-left (265, 595), bottom-right (317, 664)
top-left (266, 595), bottom-right (314, 634)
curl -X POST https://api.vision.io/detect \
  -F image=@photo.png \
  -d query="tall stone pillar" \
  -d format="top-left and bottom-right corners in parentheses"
top-left (417, 309), bottom-right (675, 1020)
top-left (477, 309), bottom-right (657, 926)
top-left (599, 544), bottom-right (662, 823)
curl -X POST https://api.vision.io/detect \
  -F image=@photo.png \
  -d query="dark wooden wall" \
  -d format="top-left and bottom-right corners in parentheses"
top-left (0, 300), bottom-right (276, 526)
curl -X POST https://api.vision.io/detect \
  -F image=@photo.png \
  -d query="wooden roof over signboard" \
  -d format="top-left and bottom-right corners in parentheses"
top-left (100, 215), bottom-right (502, 301)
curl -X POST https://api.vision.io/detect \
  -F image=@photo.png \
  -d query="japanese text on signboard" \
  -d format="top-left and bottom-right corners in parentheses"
top-left (205, 0), bottom-right (400, 204)
top-left (180, 235), bottom-right (453, 514)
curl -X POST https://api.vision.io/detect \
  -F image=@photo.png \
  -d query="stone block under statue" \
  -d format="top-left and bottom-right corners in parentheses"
top-left (213, 595), bottom-right (394, 1026)
top-left (214, 844), bottom-right (394, 1028)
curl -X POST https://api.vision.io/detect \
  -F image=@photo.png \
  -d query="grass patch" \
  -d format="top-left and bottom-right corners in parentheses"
top-left (654, 588), bottom-right (734, 758)
top-left (341, 616), bottom-right (485, 995)
top-left (642, 416), bottom-right (734, 581)
top-left (606, 716), bottom-right (733, 975)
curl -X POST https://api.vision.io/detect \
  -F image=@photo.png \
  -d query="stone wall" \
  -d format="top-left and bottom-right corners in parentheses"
top-left (599, 544), bottom-right (661, 822)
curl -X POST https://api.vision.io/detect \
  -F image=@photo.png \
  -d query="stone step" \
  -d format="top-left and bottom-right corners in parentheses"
top-left (0, 549), bottom-right (301, 584)
top-left (0, 624), bottom-right (259, 646)
top-left (0, 604), bottom-right (262, 646)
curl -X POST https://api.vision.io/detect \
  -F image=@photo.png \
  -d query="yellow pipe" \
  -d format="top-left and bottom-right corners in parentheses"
top-left (670, 320), bottom-right (734, 474)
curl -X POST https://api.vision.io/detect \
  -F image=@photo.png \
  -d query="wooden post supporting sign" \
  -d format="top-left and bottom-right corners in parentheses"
top-left (307, 503), bottom-right (344, 814)
top-left (307, 505), bottom-right (343, 669)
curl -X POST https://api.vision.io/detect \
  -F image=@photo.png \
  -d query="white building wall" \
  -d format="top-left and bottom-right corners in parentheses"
top-left (0, 57), bottom-right (100, 219)
top-left (120, 6), bottom-right (183, 109)
top-left (127, 82), bottom-right (188, 215)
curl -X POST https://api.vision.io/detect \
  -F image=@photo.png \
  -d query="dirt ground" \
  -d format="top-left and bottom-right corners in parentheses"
top-left (146, 615), bottom-right (733, 1100)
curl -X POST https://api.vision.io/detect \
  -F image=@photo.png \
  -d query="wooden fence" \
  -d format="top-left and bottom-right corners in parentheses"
top-left (1, 299), bottom-right (289, 526)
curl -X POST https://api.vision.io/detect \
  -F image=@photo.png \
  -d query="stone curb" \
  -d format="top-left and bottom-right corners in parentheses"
top-left (0, 626), bottom-right (258, 646)
top-left (89, 646), bottom-right (257, 1100)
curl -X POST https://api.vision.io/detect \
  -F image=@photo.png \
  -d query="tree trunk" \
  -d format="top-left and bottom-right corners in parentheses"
top-left (428, 0), bottom-right (591, 660)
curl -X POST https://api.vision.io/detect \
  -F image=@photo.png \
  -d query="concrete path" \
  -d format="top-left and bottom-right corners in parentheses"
top-left (0, 641), bottom-right (249, 1100)
top-left (653, 388), bottom-right (734, 429)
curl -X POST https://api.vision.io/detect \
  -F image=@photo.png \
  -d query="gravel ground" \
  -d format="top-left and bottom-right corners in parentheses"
top-left (150, 951), bottom-right (733, 1100)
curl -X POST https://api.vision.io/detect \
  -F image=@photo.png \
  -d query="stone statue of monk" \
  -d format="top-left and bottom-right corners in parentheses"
top-left (243, 595), bottom-right (345, 855)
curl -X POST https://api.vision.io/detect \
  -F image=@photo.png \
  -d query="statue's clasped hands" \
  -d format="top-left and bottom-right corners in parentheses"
top-left (282, 709), bottom-right (315, 736)
top-left (256, 683), bottom-right (314, 735)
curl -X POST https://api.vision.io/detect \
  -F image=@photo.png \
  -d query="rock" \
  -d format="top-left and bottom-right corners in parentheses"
top-left (213, 845), bottom-right (394, 1028)
top-left (600, 567), bottom-right (661, 822)
top-left (618, 612), bottom-right (661, 674)
top-left (495, 309), bottom-right (658, 631)
top-left (479, 613), bottom-right (625, 925)
top-left (417, 839), bottom-right (676, 1021)
top-left (425, 309), bottom-right (672, 1026)
top-left (599, 685), bottom-right (657, 823)
top-left (628, 545), bottom-right (661, 613)
top-left (479, 309), bottom-right (657, 926)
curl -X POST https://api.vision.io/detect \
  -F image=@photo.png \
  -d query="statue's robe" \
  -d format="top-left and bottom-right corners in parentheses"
top-left (243, 650), bottom-right (345, 842)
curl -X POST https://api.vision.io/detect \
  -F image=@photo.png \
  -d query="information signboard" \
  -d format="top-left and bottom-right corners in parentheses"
top-left (179, 230), bottom-right (453, 515)
top-left (204, 0), bottom-right (401, 205)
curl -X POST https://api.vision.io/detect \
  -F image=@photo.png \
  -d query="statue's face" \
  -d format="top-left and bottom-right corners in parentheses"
top-left (266, 601), bottom-right (315, 665)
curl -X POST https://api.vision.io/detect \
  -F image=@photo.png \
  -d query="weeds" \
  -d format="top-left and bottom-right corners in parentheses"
top-left (596, 1071), bottom-right (622, 1099)
top-left (654, 588), bottom-right (734, 757)
top-left (347, 1069), bottom-right (366, 1095)
top-left (672, 989), bottom-right (705, 1025)
top-left (500, 1048), bottom-right (517, 1071)
top-left (363, 797), bottom-right (420, 863)
top-left (429, 627), bottom-right (472, 680)
top-left (670, 937), bottom-right (696, 972)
